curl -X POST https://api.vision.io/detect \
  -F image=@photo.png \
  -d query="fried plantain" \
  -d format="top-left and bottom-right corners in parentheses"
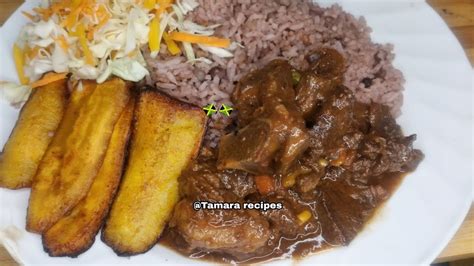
top-left (27, 78), bottom-right (131, 233)
top-left (102, 89), bottom-right (207, 256)
top-left (0, 80), bottom-right (68, 189)
top-left (43, 97), bottom-right (135, 257)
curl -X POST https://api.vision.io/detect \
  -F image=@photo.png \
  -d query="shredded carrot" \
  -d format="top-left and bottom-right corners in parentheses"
top-left (144, 0), bottom-right (156, 9)
top-left (88, 9), bottom-right (111, 40)
top-left (30, 72), bottom-right (68, 89)
top-left (155, 0), bottom-right (172, 16)
top-left (147, 0), bottom-right (173, 54)
top-left (158, 0), bottom-right (173, 6)
top-left (169, 32), bottom-right (230, 48)
top-left (96, 4), bottom-right (110, 22)
top-left (148, 17), bottom-right (161, 53)
top-left (83, 6), bottom-right (94, 16)
top-left (87, 29), bottom-right (95, 41)
top-left (71, 0), bottom-right (84, 9)
top-left (96, 4), bottom-right (106, 17)
top-left (76, 24), bottom-right (95, 65)
top-left (21, 11), bottom-right (36, 21)
top-left (163, 32), bottom-right (181, 55)
top-left (61, 1), bottom-right (85, 31)
top-left (255, 175), bottom-right (275, 195)
top-left (13, 44), bottom-right (29, 85)
top-left (62, 11), bottom-right (79, 31)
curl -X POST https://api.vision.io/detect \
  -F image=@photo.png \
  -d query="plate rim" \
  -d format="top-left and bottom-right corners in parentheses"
top-left (0, 0), bottom-right (472, 265)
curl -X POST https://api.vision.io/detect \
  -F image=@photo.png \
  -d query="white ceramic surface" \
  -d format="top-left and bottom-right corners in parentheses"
top-left (0, 0), bottom-right (472, 265)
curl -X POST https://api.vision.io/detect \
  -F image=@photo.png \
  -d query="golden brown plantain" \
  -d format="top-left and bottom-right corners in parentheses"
top-left (102, 89), bottom-right (207, 256)
top-left (0, 80), bottom-right (68, 189)
top-left (43, 97), bottom-right (135, 257)
top-left (27, 78), bottom-right (131, 233)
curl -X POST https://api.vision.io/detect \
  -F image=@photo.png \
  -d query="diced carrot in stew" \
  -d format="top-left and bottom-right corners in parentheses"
top-left (255, 175), bottom-right (275, 195)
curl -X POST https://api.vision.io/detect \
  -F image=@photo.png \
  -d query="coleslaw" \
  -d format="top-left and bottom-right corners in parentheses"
top-left (2, 0), bottom-right (237, 103)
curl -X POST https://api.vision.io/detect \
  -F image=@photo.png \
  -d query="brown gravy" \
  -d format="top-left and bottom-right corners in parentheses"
top-left (159, 49), bottom-right (423, 264)
top-left (158, 171), bottom-right (408, 264)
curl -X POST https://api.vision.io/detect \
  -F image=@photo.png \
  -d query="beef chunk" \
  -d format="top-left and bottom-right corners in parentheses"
top-left (219, 60), bottom-right (309, 175)
top-left (170, 199), bottom-right (271, 254)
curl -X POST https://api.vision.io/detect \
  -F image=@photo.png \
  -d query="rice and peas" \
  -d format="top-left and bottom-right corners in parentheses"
top-left (145, 0), bottom-right (405, 147)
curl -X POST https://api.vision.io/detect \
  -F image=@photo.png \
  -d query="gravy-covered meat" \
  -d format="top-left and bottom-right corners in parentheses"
top-left (218, 60), bottom-right (309, 175)
top-left (166, 49), bottom-right (423, 264)
top-left (179, 156), bottom-right (256, 201)
top-left (170, 156), bottom-right (269, 254)
top-left (296, 48), bottom-right (345, 120)
top-left (170, 199), bottom-right (270, 254)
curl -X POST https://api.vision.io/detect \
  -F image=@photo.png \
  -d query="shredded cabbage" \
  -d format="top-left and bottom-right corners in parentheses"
top-left (0, 82), bottom-right (32, 105)
top-left (2, 0), bottom-right (236, 99)
top-left (51, 44), bottom-right (69, 73)
top-left (97, 57), bottom-right (149, 83)
top-left (182, 42), bottom-right (195, 62)
top-left (198, 44), bottom-right (234, 58)
top-left (178, 0), bottom-right (199, 15)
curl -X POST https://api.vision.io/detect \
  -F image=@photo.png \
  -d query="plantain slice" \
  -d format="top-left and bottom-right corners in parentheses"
top-left (43, 97), bottom-right (135, 257)
top-left (0, 80), bottom-right (68, 189)
top-left (102, 89), bottom-right (207, 256)
top-left (27, 78), bottom-right (131, 233)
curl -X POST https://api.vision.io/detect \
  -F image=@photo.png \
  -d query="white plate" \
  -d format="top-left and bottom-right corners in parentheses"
top-left (0, 0), bottom-right (472, 265)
